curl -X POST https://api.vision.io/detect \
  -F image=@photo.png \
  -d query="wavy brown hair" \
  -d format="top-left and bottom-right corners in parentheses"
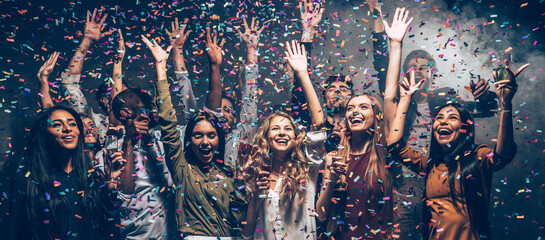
top-left (328, 93), bottom-right (393, 234)
top-left (249, 111), bottom-right (309, 206)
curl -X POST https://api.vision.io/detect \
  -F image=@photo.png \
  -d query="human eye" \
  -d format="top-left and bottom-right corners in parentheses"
top-left (208, 133), bottom-right (217, 138)
top-left (192, 133), bottom-right (203, 139)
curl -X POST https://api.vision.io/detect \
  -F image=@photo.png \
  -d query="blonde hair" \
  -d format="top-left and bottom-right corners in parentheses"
top-left (250, 111), bottom-right (309, 206)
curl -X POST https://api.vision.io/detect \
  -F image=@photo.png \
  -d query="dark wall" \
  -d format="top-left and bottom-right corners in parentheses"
top-left (0, 0), bottom-right (544, 239)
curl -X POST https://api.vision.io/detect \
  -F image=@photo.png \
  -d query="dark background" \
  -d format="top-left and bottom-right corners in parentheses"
top-left (0, 0), bottom-right (544, 239)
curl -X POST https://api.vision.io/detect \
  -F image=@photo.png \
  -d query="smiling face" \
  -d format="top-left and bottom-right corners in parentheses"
top-left (433, 106), bottom-right (463, 153)
top-left (267, 116), bottom-right (297, 159)
top-left (325, 81), bottom-right (352, 109)
top-left (47, 110), bottom-right (80, 150)
top-left (191, 120), bottom-right (220, 164)
top-left (345, 95), bottom-right (375, 133)
top-left (81, 116), bottom-right (98, 145)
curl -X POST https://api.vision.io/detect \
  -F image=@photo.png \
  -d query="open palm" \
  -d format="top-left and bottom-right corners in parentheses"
top-left (383, 7), bottom-right (413, 43)
top-left (166, 17), bottom-right (192, 48)
top-left (84, 8), bottom-right (114, 41)
top-left (284, 40), bottom-right (307, 73)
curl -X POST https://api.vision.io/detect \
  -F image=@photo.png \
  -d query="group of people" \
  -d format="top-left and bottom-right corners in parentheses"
top-left (8, 1), bottom-right (528, 239)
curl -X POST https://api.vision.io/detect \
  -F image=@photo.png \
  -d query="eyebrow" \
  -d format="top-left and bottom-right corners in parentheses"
top-left (50, 118), bottom-right (76, 122)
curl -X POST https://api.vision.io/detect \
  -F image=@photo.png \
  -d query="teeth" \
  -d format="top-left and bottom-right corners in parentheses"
top-left (351, 118), bottom-right (363, 124)
top-left (276, 140), bottom-right (287, 143)
top-left (62, 136), bottom-right (74, 139)
top-left (438, 129), bottom-right (452, 135)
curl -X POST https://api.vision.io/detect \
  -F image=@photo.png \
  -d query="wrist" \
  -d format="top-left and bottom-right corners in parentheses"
top-left (500, 102), bottom-right (513, 110)
top-left (389, 41), bottom-right (402, 48)
top-left (301, 31), bottom-right (314, 43)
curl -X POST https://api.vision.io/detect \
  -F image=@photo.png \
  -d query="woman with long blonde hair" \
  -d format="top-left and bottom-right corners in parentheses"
top-left (241, 40), bottom-right (325, 240)
top-left (316, 93), bottom-right (393, 239)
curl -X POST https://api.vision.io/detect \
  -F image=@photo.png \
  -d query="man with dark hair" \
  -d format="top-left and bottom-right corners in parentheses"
top-left (97, 88), bottom-right (173, 239)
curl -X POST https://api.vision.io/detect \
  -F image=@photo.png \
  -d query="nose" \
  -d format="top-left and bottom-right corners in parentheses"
top-left (201, 136), bottom-right (211, 146)
top-left (62, 123), bottom-right (73, 133)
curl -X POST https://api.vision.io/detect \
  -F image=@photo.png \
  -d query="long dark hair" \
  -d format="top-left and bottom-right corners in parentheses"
top-left (183, 110), bottom-right (228, 172)
top-left (427, 103), bottom-right (489, 238)
top-left (22, 105), bottom-right (108, 239)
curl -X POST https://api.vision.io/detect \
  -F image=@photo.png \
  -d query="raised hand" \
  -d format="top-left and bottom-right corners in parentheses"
top-left (84, 8), bottom-right (114, 41)
top-left (114, 29), bottom-right (125, 63)
top-left (300, 0), bottom-right (324, 42)
top-left (205, 27), bottom-right (225, 66)
top-left (166, 17), bottom-right (193, 48)
top-left (366, 0), bottom-right (382, 13)
top-left (37, 52), bottom-right (59, 84)
top-left (465, 77), bottom-right (490, 99)
top-left (399, 70), bottom-right (424, 98)
top-left (104, 150), bottom-right (127, 189)
top-left (383, 7), bottom-right (413, 43)
top-left (234, 16), bottom-right (266, 48)
top-left (142, 35), bottom-right (173, 65)
top-left (284, 40), bottom-right (308, 73)
top-left (493, 63), bottom-right (529, 107)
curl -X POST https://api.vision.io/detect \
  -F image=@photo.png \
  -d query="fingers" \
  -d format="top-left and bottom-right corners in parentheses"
top-left (301, 43), bottom-right (307, 57)
top-left (91, 8), bottom-right (97, 22)
top-left (87, 10), bottom-right (90, 23)
top-left (294, 40), bottom-right (301, 55)
top-left (494, 80), bottom-right (512, 86)
top-left (251, 17), bottom-right (256, 29)
top-left (213, 30), bottom-right (218, 44)
top-left (170, 21), bottom-right (176, 33)
top-left (393, 7), bottom-right (400, 21)
top-left (50, 51), bottom-right (59, 66)
top-left (184, 29), bottom-right (193, 39)
top-left (206, 27), bottom-right (211, 44)
top-left (175, 17), bottom-right (180, 30)
top-left (514, 63), bottom-right (530, 77)
top-left (141, 35), bottom-right (153, 48)
top-left (99, 13), bottom-right (108, 25)
top-left (219, 38), bottom-right (226, 48)
top-left (285, 41), bottom-right (293, 57)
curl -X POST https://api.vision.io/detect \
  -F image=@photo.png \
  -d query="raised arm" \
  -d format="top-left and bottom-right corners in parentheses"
top-left (111, 29), bottom-right (125, 101)
top-left (367, 0), bottom-right (384, 33)
top-left (300, 0), bottom-right (324, 43)
top-left (493, 63), bottom-right (529, 155)
top-left (382, 7), bottom-right (413, 132)
top-left (235, 17), bottom-right (267, 139)
top-left (285, 40), bottom-right (324, 130)
top-left (234, 16), bottom-right (266, 64)
top-left (36, 52), bottom-right (59, 109)
top-left (387, 70), bottom-right (422, 145)
top-left (68, 8), bottom-right (114, 75)
top-left (142, 35), bottom-right (187, 175)
top-left (204, 27), bottom-right (225, 112)
top-left (167, 17), bottom-right (197, 124)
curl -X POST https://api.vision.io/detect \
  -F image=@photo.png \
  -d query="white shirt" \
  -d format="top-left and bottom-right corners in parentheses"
top-left (249, 130), bottom-right (326, 240)
top-left (96, 130), bottom-right (173, 239)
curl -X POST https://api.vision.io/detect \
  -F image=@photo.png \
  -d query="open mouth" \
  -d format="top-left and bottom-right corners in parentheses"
top-left (275, 139), bottom-right (289, 147)
top-left (437, 128), bottom-right (453, 139)
top-left (349, 117), bottom-right (364, 124)
top-left (199, 148), bottom-right (213, 159)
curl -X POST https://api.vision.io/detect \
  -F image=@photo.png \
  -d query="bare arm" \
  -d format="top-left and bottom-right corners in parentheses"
top-left (493, 63), bottom-right (529, 155)
top-left (111, 29), bottom-right (125, 101)
top-left (316, 153), bottom-right (346, 220)
top-left (36, 52), bottom-right (59, 109)
top-left (382, 7), bottom-right (413, 133)
top-left (69, 8), bottom-right (114, 75)
top-left (388, 71), bottom-right (422, 145)
top-left (204, 27), bottom-right (225, 111)
top-left (285, 40), bottom-right (324, 130)
top-left (367, 0), bottom-right (384, 33)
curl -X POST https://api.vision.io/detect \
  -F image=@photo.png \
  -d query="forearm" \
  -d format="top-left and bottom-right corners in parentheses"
top-left (496, 103), bottom-right (515, 155)
top-left (301, 28), bottom-right (314, 43)
top-left (316, 174), bottom-right (335, 220)
top-left (387, 96), bottom-right (410, 145)
top-left (38, 81), bottom-right (54, 109)
top-left (172, 47), bottom-right (187, 72)
top-left (296, 70), bottom-right (323, 130)
top-left (205, 64), bottom-right (222, 111)
top-left (120, 142), bottom-right (135, 194)
top-left (112, 59), bottom-right (123, 101)
top-left (383, 41), bottom-right (402, 131)
top-left (68, 38), bottom-right (93, 75)
top-left (373, 14), bottom-right (385, 33)
top-left (246, 44), bottom-right (258, 64)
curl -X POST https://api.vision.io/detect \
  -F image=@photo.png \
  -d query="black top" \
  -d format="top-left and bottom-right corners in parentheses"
top-left (8, 167), bottom-right (120, 240)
